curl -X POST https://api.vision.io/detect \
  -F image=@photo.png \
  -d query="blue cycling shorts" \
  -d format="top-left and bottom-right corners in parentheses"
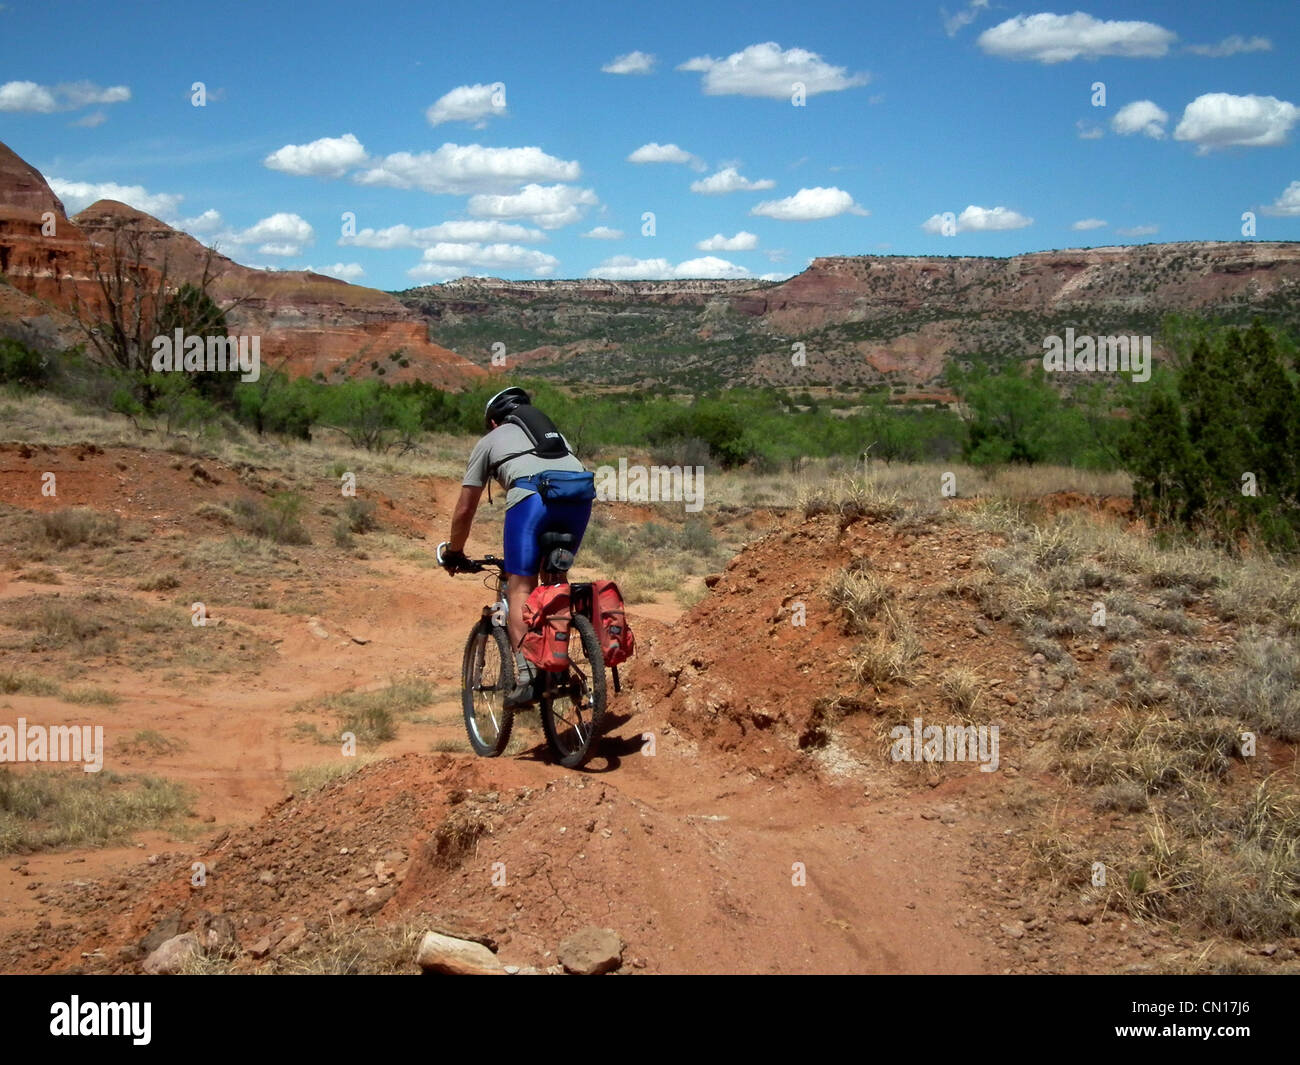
top-left (503, 489), bottom-right (592, 577)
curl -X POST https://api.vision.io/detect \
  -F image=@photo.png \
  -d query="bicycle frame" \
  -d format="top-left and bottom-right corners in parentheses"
top-left (439, 539), bottom-right (609, 768)
top-left (468, 556), bottom-right (573, 698)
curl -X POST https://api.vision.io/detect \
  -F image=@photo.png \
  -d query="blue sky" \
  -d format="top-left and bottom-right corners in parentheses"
top-left (2, 0), bottom-right (1297, 289)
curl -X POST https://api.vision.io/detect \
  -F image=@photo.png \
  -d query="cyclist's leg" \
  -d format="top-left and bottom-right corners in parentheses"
top-left (505, 574), bottom-right (537, 650)
top-left (503, 491), bottom-right (546, 578)
top-left (503, 495), bottom-right (543, 703)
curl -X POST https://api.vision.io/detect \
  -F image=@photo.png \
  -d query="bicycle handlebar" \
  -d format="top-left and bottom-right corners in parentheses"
top-left (436, 541), bottom-right (504, 573)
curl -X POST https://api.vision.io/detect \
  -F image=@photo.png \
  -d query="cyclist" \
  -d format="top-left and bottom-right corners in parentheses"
top-left (439, 387), bottom-right (593, 707)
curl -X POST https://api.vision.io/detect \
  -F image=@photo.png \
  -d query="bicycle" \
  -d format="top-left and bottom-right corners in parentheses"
top-left (437, 534), bottom-right (607, 768)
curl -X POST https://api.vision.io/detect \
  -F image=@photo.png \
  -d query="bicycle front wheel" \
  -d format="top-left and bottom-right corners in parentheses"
top-left (462, 621), bottom-right (515, 756)
top-left (540, 613), bottom-right (606, 768)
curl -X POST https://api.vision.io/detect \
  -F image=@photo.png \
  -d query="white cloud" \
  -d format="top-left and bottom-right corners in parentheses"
top-left (180, 209), bottom-right (224, 235)
top-left (1076, 119), bottom-right (1104, 140)
top-left (57, 81), bottom-right (130, 107)
top-left (426, 219), bottom-right (544, 242)
top-left (1261, 180), bottom-right (1300, 217)
top-left (355, 144), bottom-right (580, 195)
top-left (977, 12), bottom-right (1175, 63)
top-left (921, 205), bottom-right (1033, 233)
top-left (257, 243), bottom-right (303, 257)
top-left (1116, 224), bottom-right (1159, 237)
top-left (1112, 100), bottom-right (1168, 139)
top-left (1174, 93), bottom-right (1299, 152)
top-left (627, 142), bottom-right (700, 167)
top-left (71, 111), bottom-right (107, 128)
top-left (264, 133), bottom-right (368, 178)
top-left (236, 213), bottom-right (315, 256)
top-left (674, 256), bottom-right (751, 278)
top-left (678, 42), bottom-right (868, 99)
top-left (1071, 218), bottom-right (1108, 231)
top-left (942, 0), bottom-right (989, 37)
top-left (588, 256), bottom-right (675, 280)
top-left (1186, 35), bottom-right (1272, 57)
top-left (0, 79), bottom-right (129, 112)
top-left (426, 83), bottom-right (507, 127)
top-left (603, 51), bottom-right (656, 75)
top-left (407, 242), bottom-right (559, 281)
top-left (696, 231), bottom-right (759, 251)
top-left (45, 177), bottom-right (182, 217)
top-left (751, 186), bottom-right (866, 221)
top-left (690, 166), bottom-right (775, 194)
top-left (341, 220), bottom-right (545, 248)
top-left (582, 226), bottom-right (624, 240)
top-left (467, 183), bottom-right (598, 229)
top-left (0, 81), bottom-right (57, 112)
top-left (304, 262), bottom-right (365, 281)
top-left (587, 255), bottom-right (752, 280)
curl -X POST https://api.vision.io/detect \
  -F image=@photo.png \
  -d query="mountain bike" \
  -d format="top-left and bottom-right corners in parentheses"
top-left (437, 535), bottom-right (606, 768)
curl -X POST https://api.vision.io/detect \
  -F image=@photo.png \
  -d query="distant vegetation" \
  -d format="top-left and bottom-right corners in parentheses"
top-left (1124, 320), bottom-right (1300, 550)
top-left (4, 311), bottom-right (1297, 550)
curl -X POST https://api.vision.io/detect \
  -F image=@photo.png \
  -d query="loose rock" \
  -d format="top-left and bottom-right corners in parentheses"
top-left (557, 927), bottom-right (623, 975)
top-left (142, 932), bottom-right (201, 975)
top-left (416, 931), bottom-right (505, 975)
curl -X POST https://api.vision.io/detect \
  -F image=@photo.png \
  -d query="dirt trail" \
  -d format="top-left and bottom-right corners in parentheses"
top-left (0, 442), bottom-right (1116, 973)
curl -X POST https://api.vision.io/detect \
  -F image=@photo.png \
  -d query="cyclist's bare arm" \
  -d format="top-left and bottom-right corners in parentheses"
top-left (449, 484), bottom-right (483, 552)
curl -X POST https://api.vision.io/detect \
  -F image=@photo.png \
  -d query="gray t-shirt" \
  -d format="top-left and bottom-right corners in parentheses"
top-left (462, 422), bottom-right (587, 509)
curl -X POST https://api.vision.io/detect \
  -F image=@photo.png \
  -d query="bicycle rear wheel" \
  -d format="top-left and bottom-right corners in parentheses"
top-left (462, 621), bottom-right (515, 756)
top-left (540, 613), bottom-right (606, 768)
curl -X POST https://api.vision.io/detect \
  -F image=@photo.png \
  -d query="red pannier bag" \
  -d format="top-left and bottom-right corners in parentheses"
top-left (521, 583), bottom-right (572, 672)
top-left (591, 579), bottom-right (634, 666)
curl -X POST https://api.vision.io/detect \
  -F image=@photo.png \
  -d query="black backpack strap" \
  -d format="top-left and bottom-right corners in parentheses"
top-left (488, 447), bottom-right (535, 479)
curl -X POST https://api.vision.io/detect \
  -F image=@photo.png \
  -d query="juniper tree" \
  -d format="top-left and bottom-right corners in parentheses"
top-left (1126, 321), bottom-right (1300, 549)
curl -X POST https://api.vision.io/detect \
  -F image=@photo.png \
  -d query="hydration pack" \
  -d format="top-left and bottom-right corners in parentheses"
top-left (488, 405), bottom-right (573, 477)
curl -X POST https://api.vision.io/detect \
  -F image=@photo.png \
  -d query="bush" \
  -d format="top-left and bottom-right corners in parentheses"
top-left (39, 508), bottom-right (120, 549)
top-left (1124, 321), bottom-right (1300, 549)
top-left (648, 403), bottom-right (754, 468)
top-left (230, 492), bottom-right (311, 545)
top-left (345, 498), bottom-right (378, 533)
top-left (235, 373), bottom-right (317, 439)
top-left (0, 338), bottom-right (48, 388)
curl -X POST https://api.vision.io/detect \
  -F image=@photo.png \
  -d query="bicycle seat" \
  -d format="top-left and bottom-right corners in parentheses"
top-left (539, 532), bottom-right (575, 575)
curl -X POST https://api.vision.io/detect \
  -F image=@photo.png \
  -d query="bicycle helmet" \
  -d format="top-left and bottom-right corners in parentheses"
top-left (484, 386), bottom-right (530, 431)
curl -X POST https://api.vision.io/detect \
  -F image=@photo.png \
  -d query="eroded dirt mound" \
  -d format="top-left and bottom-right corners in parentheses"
top-left (626, 508), bottom-right (1032, 781)
top-left (7, 748), bottom-right (998, 975)
top-left (626, 513), bottom-right (855, 765)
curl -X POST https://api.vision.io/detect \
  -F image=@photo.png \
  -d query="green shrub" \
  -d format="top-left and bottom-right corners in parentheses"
top-left (0, 338), bottom-right (48, 388)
